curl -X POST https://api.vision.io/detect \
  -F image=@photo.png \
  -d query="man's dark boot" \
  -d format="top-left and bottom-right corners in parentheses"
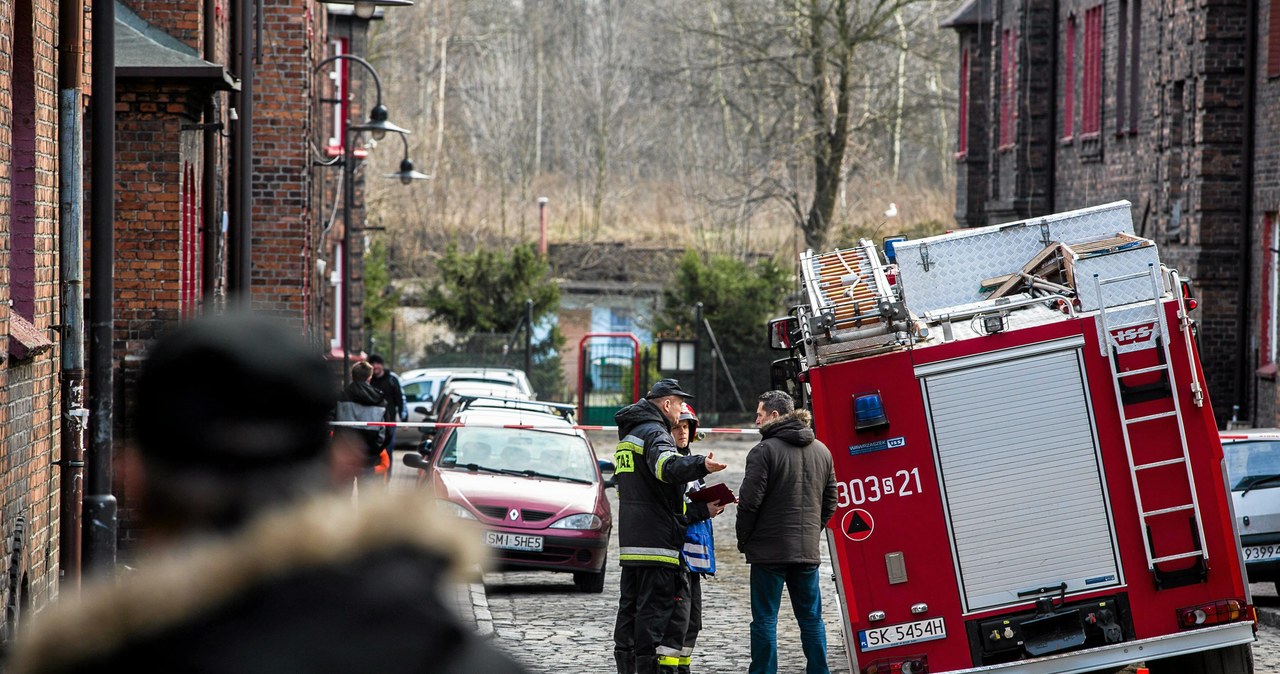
top-left (676, 665), bottom-right (690, 674)
top-left (614, 650), bottom-right (636, 674)
top-left (635, 656), bottom-right (659, 674)
top-left (656, 664), bottom-right (679, 674)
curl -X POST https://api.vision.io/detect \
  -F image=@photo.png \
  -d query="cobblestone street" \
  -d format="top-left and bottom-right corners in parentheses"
top-left (482, 433), bottom-right (853, 673)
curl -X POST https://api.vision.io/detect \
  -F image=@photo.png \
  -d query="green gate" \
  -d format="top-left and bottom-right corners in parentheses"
top-left (577, 333), bottom-right (640, 426)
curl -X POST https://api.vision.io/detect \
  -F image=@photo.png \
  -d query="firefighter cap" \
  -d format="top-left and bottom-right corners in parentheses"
top-left (645, 378), bottom-right (694, 400)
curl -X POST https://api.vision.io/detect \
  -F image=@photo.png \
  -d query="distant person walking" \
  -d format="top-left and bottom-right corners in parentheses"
top-left (8, 312), bottom-right (527, 674)
top-left (367, 354), bottom-right (407, 473)
top-left (737, 390), bottom-right (837, 674)
top-left (335, 360), bottom-right (389, 476)
top-left (613, 379), bottom-right (727, 674)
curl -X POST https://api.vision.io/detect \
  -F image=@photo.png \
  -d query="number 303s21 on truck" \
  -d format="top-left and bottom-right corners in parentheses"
top-left (768, 201), bottom-right (1255, 674)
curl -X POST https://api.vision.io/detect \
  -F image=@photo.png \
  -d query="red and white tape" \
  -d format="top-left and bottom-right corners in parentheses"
top-left (329, 421), bottom-right (758, 434)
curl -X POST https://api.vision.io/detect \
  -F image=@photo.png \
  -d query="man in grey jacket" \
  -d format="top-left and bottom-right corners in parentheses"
top-left (736, 390), bottom-right (837, 674)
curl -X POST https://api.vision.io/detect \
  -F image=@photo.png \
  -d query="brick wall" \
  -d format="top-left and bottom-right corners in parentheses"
top-left (0, 0), bottom-right (64, 640)
top-left (250, 0), bottom-right (325, 332)
top-left (1250, 0), bottom-right (1280, 427)
top-left (957, 0), bottom-right (1252, 424)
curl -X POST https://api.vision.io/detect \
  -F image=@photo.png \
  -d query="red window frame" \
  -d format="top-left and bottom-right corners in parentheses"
top-left (1063, 16), bottom-right (1076, 140)
top-left (325, 38), bottom-right (351, 157)
top-left (958, 46), bottom-right (970, 156)
top-left (1082, 6), bottom-right (1103, 136)
top-left (1000, 29), bottom-right (1016, 148)
top-left (1269, 0), bottom-right (1280, 78)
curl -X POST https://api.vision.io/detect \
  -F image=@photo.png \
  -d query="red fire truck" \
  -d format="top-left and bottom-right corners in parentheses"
top-left (768, 201), bottom-right (1255, 673)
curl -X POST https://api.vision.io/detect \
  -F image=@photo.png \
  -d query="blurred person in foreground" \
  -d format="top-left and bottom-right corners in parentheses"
top-left (612, 379), bottom-right (727, 674)
top-left (737, 390), bottom-right (837, 674)
top-left (8, 312), bottom-right (526, 674)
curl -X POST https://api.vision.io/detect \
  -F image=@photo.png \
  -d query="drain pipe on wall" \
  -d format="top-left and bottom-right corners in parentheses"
top-left (56, 0), bottom-right (86, 592)
top-left (84, 0), bottom-right (117, 575)
top-left (1241, 0), bottom-right (1257, 425)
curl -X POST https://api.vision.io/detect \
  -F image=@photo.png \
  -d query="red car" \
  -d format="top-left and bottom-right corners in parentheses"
top-left (404, 397), bottom-right (614, 592)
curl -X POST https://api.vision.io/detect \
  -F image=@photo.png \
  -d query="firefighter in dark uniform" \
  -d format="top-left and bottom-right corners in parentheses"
top-left (612, 379), bottom-right (728, 674)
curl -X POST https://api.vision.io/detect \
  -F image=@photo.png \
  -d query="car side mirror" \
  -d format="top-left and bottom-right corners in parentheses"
top-left (402, 452), bottom-right (428, 469)
top-left (598, 459), bottom-right (615, 475)
top-left (414, 405), bottom-right (431, 416)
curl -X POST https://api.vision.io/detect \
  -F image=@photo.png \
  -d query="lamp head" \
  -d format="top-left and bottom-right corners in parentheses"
top-left (350, 104), bottom-right (410, 140)
top-left (387, 157), bottom-right (431, 185)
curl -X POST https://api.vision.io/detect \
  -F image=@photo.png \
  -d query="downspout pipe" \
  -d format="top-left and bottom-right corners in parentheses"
top-left (84, 0), bottom-right (117, 575)
top-left (202, 0), bottom-right (220, 306)
top-left (228, 0), bottom-right (253, 304)
top-left (1242, 0), bottom-right (1257, 424)
top-left (57, 0), bottom-right (86, 592)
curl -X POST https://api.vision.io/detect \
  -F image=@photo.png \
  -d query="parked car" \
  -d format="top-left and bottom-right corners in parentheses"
top-left (403, 400), bottom-right (613, 592)
top-left (397, 367), bottom-right (533, 448)
top-left (439, 368), bottom-right (534, 398)
top-left (1221, 428), bottom-right (1280, 591)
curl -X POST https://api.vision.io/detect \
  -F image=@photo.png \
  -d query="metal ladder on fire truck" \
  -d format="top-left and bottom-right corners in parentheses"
top-left (1094, 263), bottom-right (1209, 589)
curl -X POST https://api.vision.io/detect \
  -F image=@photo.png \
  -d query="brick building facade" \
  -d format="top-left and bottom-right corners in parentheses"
top-left (947, 0), bottom-right (1265, 426)
top-left (0, 0), bottom-right (72, 649)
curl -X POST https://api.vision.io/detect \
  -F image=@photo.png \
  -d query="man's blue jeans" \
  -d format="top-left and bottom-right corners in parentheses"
top-left (749, 563), bottom-right (829, 674)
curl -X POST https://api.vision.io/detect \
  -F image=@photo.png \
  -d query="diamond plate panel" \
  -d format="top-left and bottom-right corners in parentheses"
top-left (1073, 245), bottom-right (1163, 312)
top-left (896, 202), bottom-right (1136, 315)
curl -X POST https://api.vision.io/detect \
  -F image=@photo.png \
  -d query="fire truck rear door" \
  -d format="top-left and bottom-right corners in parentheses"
top-left (916, 337), bottom-right (1123, 613)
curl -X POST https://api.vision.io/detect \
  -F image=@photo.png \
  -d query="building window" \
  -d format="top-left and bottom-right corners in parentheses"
top-left (1116, 0), bottom-right (1141, 135)
top-left (1082, 5), bottom-right (1103, 136)
top-left (1270, 0), bottom-right (1280, 78)
top-left (1128, 0), bottom-right (1141, 133)
top-left (958, 46), bottom-right (970, 156)
top-left (325, 38), bottom-right (350, 156)
top-left (610, 307), bottom-right (634, 333)
top-left (1000, 29), bottom-right (1017, 148)
top-left (1063, 16), bottom-right (1076, 140)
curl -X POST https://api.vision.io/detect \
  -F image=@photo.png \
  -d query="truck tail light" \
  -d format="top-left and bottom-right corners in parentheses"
top-left (863, 655), bottom-right (928, 674)
top-left (1177, 599), bottom-right (1247, 628)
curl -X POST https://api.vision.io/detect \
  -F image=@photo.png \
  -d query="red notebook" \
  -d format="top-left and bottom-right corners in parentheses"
top-left (688, 482), bottom-right (736, 504)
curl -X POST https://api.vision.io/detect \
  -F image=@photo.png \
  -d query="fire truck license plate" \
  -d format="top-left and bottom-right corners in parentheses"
top-left (1243, 544), bottom-right (1280, 562)
top-left (485, 532), bottom-right (543, 552)
top-left (858, 617), bottom-right (946, 652)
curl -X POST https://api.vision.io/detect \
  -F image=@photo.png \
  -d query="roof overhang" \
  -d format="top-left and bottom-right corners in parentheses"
top-left (115, 1), bottom-right (239, 91)
top-left (940, 0), bottom-right (994, 29)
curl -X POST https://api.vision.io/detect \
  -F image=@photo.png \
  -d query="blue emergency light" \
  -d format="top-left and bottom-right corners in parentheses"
top-left (853, 391), bottom-right (889, 431)
top-left (883, 236), bottom-right (908, 264)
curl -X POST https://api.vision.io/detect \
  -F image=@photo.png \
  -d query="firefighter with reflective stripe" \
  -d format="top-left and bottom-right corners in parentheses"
top-left (668, 403), bottom-right (725, 674)
top-left (613, 379), bottom-right (727, 674)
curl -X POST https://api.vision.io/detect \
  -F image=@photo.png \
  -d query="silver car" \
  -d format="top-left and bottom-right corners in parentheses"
top-left (1222, 428), bottom-right (1280, 591)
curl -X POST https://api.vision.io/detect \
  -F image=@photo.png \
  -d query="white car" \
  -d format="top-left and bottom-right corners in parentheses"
top-left (1221, 428), bottom-right (1280, 591)
top-left (397, 367), bottom-right (534, 448)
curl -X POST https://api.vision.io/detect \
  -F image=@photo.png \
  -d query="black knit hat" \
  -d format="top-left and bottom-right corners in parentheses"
top-left (135, 312), bottom-right (337, 470)
top-left (645, 378), bottom-right (694, 400)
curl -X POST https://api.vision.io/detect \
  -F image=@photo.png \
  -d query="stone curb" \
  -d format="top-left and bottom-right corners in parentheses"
top-left (1258, 606), bottom-right (1280, 630)
top-left (469, 581), bottom-right (496, 639)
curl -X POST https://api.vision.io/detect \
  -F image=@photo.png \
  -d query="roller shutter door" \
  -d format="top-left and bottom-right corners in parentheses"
top-left (920, 346), bottom-right (1121, 612)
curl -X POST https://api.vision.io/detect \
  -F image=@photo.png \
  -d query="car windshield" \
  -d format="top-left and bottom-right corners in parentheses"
top-left (1224, 439), bottom-right (1280, 491)
top-left (438, 427), bottom-right (597, 483)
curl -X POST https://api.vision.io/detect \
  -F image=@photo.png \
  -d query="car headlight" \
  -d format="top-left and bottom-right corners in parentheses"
top-left (437, 500), bottom-right (477, 520)
top-left (549, 513), bottom-right (603, 530)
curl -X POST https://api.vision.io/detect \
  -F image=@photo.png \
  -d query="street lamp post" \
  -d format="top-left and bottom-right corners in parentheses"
top-left (315, 53), bottom-right (415, 383)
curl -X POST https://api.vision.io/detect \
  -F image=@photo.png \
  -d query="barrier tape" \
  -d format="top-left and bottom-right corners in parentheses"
top-left (329, 420), bottom-right (758, 434)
